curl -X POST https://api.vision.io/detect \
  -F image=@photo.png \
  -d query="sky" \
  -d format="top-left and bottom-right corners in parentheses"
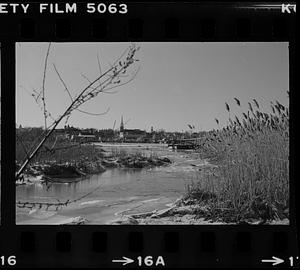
top-left (16, 42), bottom-right (289, 132)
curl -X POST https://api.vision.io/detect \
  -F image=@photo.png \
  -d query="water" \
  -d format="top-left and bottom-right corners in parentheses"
top-left (16, 143), bottom-right (206, 224)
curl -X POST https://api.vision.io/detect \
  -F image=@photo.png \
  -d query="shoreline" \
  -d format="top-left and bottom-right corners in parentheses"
top-left (17, 194), bottom-right (290, 225)
top-left (16, 144), bottom-right (289, 225)
top-left (16, 149), bottom-right (172, 185)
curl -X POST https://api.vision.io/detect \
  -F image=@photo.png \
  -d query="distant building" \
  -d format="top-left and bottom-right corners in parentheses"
top-left (54, 128), bottom-right (69, 139)
top-left (122, 129), bottom-right (147, 142)
top-left (68, 130), bottom-right (98, 142)
top-left (77, 132), bottom-right (97, 142)
top-left (119, 116), bottom-right (147, 142)
top-left (119, 116), bottom-right (125, 139)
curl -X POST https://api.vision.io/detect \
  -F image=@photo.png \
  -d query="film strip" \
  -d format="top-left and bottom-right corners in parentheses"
top-left (0, 1), bottom-right (297, 268)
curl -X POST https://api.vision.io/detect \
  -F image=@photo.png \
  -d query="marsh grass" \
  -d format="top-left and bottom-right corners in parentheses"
top-left (16, 132), bottom-right (104, 165)
top-left (109, 147), bottom-right (158, 159)
top-left (186, 97), bottom-right (289, 223)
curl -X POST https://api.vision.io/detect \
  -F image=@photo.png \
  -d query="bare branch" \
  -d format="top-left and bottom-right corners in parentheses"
top-left (16, 184), bottom-right (103, 210)
top-left (42, 43), bottom-right (51, 130)
top-left (53, 63), bottom-right (74, 102)
top-left (81, 73), bottom-right (92, 83)
top-left (80, 74), bottom-right (118, 94)
top-left (103, 66), bottom-right (140, 93)
top-left (97, 52), bottom-right (103, 90)
top-left (16, 44), bottom-right (140, 180)
top-left (50, 136), bottom-right (58, 151)
top-left (76, 107), bottom-right (110, 116)
top-left (54, 67), bottom-right (110, 117)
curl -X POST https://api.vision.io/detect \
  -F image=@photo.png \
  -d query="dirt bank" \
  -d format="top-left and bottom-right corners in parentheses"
top-left (16, 154), bottom-right (172, 184)
top-left (109, 197), bottom-right (290, 225)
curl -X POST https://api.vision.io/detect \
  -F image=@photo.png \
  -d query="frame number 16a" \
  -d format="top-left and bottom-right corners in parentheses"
top-left (137, 256), bottom-right (165, 267)
top-left (112, 256), bottom-right (165, 267)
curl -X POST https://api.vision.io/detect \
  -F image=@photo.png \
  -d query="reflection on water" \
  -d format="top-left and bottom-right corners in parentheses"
top-left (17, 144), bottom-right (202, 204)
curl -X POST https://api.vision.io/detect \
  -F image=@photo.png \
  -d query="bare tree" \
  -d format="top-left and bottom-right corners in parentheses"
top-left (16, 43), bottom-right (140, 181)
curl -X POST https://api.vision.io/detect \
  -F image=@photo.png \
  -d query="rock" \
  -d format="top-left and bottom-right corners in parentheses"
top-left (16, 175), bottom-right (32, 186)
top-left (172, 206), bottom-right (195, 216)
top-left (153, 160), bottom-right (164, 166)
top-left (61, 216), bottom-right (88, 225)
top-left (147, 158), bottom-right (155, 164)
top-left (116, 155), bottom-right (171, 169)
top-left (154, 206), bottom-right (176, 218)
top-left (133, 160), bottom-right (149, 168)
top-left (25, 166), bottom-right (41, 176)
top-left (130, 211), bottom-right (156, 219)
top-left (43, 164), bottom-right (84, 178)
top-left (160, 157), bottom-right (171, 163)
top-left (101, 159), bottom-right (119, 168)
top-left (174, 196), bottom-right (184, 206)
top-left (110, 216), bottom-right (139, 225)
top-left (78, 161), bottom-right (106, 174)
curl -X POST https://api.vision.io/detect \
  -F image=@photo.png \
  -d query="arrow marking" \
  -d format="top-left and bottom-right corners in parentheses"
top-left (112, 256), bottom-right (134, 266)
top-left (262, 256), bottom-right (284, 266)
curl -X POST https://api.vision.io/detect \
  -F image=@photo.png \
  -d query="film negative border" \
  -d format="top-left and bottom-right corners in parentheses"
top-left (0, 227), bottom-right (298, 267)
top-left (0, 1), bottom-right (297, 268)
top-left (0, 2), bottom-right (296, 41)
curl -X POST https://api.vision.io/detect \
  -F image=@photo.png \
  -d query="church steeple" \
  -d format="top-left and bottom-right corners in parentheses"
top-left (120, 116), bottom-right (124, 132)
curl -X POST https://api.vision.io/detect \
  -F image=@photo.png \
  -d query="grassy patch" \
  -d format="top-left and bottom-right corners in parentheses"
top-left (16, 131), bottom-right (170, 174)
top-left (109, 147), bottom-right (158, 159)
top-left (16, 129), bottom-right (104, 166)
top-left (184, 97), bottom-right (289, 223)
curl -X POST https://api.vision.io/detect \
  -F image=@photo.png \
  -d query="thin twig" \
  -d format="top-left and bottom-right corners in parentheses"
top-left (53, 63), bottom-right (74, 102)
top-left (16, 184), bottom-right (103, 210)
top-left (80, 74), bottom-right (118, 94)
top-left (103, 66), bottom-right (140, 93)
top-left (16, 44), bottom-right (140, 180)
top-left (42, 43), bottom-right (51, 130)
top-left (53, 66), bottom-right (110, 116)
top-left (76, 107), bottom-right (111, 116)
top-left (97, 52), bottom-right (103, 90)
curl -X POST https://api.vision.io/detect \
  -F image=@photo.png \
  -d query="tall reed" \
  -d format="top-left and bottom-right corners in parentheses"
top-left (187, 96), bottom-right (289, 222)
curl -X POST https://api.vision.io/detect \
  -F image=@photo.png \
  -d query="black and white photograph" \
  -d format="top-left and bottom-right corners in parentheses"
top-left (16, 42), bottom-right (289, 225)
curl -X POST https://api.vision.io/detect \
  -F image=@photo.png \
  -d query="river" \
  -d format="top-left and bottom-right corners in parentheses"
top-left (16, 143), bottom-right (208, 224)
